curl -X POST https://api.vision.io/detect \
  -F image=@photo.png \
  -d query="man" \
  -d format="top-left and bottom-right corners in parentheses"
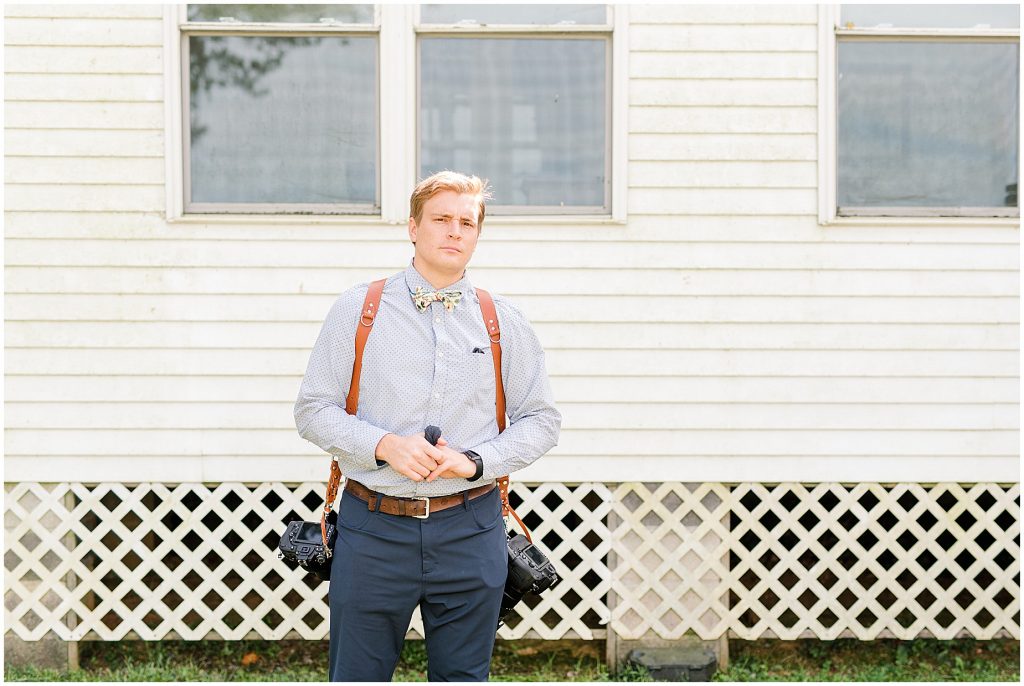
top-left (294, 170), bottom-right (561, 681)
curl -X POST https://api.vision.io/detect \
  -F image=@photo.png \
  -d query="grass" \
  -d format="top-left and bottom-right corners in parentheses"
top-left (3, 637), bottom-right (1018, 682)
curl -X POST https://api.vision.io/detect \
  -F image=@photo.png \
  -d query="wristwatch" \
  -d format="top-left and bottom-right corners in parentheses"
top-left (463, 450), bottom-right (483, 481)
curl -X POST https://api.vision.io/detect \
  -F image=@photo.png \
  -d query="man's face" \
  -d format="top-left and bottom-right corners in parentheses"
top-left (408, 190), bottom-right (481, 279)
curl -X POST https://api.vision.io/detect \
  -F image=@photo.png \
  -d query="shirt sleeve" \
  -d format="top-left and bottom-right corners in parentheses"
top-left (294, 285), bottom-right (391, 471)
top-left (468, 297), bottom-right (562, 480)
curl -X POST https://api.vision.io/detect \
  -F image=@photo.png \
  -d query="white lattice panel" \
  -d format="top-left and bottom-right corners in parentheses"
top-left (3, 481), bottom-right (612, 642)
top-left (609, 482), bottom-right (1019, 641)
top-left (4, 481), bottom-right (1018, 643)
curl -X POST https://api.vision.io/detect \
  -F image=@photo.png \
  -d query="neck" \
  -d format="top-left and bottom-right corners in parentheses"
top-left (413, 258), bottom-right (463, 290)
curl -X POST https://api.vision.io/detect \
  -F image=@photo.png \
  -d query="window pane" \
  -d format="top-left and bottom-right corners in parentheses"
top-left (420, 38), bottom-right (607, 210)
top-left (840, 4), bottom-right (1019, 29)
top-left (189, 35), bottom-right (377, 206)
top-left (187, 4), bottom-right (374, 24)
top-left (421, 4), bottom-right (606, 25)
top-left (837, 41), bottom-right (1019, 209)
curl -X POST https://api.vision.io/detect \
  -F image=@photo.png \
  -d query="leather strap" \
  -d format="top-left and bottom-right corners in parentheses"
top-left (346, 479), bottom-right (495, 516)
top-left (321, 279), bottom-right (386, 550)
top-left (476, 289), bottom-right (531, 542)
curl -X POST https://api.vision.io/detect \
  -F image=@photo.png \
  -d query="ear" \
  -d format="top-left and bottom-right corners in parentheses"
top-left (408, 216), bottom-right (417, 245)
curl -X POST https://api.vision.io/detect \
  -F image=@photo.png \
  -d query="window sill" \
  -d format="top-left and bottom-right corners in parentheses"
top-left (820, 216), bottom-right (1020, 229)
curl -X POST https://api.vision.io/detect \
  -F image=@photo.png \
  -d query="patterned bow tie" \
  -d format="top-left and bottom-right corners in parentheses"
top-left (412, 287), bottom-right (463, 313)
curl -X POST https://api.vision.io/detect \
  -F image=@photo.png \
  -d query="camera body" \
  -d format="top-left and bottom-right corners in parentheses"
top-left (277, 509), bottom-right (337, 581)
top-left (498, 530), bottom-right (562, 627)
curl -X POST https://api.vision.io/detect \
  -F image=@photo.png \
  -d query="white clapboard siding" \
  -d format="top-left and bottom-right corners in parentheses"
top-left (5, 74), bottom-right (164, 100)
top-left (630, 52), bottom-right (817, 79)
top-left (5, 210), bottom-right (1018, 244)
top-left (6, 238), bottom-right (1018, 270)
top-left (4, 346), bottom-right (1019, 378)
top-left (4, 102), bottom-right (164, 129)
top-left (5, 266), bottom-right (1019, 297)
top-left (4, 401), bottom-right (1018, 432)
top-left (5, 375), bottom-right (1018, 405)
top-left (5, 45), bottom-right (163, 73)
top-left (5, 320), bottom-right (1020, 353)
top-left (4, 158), bottom-right (165, 185)
top-left (2, 16), bottom-right (163, 46)
top-left (5, 292), bottom-right (1021, 323)
top-left (3, 426), bottom-right (1019, 458)
top-left (3, 3), bottom-right (1019, 488)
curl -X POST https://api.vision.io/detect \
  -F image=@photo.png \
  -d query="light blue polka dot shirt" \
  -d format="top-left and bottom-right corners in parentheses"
top-left (294, 259), bottom-right (562, 498)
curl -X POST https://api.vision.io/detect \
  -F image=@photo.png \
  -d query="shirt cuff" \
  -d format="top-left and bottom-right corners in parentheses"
top-left (349, 424), bottom-right (391, 471)
top-left (468, 442), bottom-right (504, 482)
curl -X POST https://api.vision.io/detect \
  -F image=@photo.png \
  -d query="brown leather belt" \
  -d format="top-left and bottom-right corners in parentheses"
top-left (344, 479), bottom-right (495, 519)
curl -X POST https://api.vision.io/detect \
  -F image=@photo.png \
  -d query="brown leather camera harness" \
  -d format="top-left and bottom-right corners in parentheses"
top-left (320, 278), bottom-right (532, 556)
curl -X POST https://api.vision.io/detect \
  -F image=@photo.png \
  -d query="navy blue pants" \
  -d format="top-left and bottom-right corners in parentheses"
top-left (328, 484), bottom-right (508, 681)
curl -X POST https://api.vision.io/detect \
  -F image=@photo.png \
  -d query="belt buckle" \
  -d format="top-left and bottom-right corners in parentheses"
top-left (412, 496), bottom-right (430, 519)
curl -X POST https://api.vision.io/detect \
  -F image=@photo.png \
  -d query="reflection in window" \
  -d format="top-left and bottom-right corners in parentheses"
top-left (187, 4), bottom-right (374, 23)
top-left (188, 35), bottom-right (377, 207)
top-left (837, 41), bottom-right (1018, 210)
top-left (420, 38), bottom-right (608, 211)
top-left (840, 3), bottom-right (1019, 29)
top-left (420, 4), bottom-right (606, 25)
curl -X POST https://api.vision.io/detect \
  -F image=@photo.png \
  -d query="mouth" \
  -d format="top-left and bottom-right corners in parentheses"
top-left (440, 247), bottom-right (461, 254)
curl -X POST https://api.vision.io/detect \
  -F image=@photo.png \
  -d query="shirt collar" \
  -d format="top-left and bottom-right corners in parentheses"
top-left (403, 258), bottom-right (475, 302)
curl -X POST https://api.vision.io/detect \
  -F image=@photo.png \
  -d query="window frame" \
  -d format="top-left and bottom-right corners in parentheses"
top-left (164, 4), bottom-right (629, 225)
top-left (817, 4), bottom-right (1020, 226)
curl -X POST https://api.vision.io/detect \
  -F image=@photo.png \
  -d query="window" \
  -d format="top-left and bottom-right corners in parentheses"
top-left (417, 5), bottom-right (611, 214)
top-left (822, 4), bottom-right (1019, 221)
top-left (180, 5), bottom-right (379, 214)
top-left (169, 4), bottom-right (626, 222)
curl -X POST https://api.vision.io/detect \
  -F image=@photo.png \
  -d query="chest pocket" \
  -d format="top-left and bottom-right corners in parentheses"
top-left (449, 349), bottom-right (495, 408)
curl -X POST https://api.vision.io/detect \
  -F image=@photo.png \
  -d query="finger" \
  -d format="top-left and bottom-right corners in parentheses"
top-left (425, 445), bottom-right (445, 462)
top-left (416, 454), bottom-right (439, 471)
top-left (436, 436), bottom-right (448, 446)
top-left (412, 461), bottom-right (432, 477)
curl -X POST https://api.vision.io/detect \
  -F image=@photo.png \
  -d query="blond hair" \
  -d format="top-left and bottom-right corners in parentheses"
top-left (409, 170), bottom-right (493, 231)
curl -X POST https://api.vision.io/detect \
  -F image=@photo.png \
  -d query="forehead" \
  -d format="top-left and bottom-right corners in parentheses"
top-left (423, 190), bottom-right (479, 219)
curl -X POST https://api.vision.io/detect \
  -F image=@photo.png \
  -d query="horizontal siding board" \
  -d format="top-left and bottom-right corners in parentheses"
top-left (630, 134), bottom-right (817, 162)
top-left (4, 46), bottom-right (163, 73)
top-left (3, 17), bottom-right (163, 46)
top-left (4, 102), bottom-right (164, 129)
top-left (6, 321), bottom-right (1019, 352)
top-left (6, 266), bottom-right (1017, 297)
top-left (627, 188), bottom-right (817, 214)
top-left (628, 5), bottom-right (818, 24)
top-left (4, 130), bottom-right (163, 156)
top-left (5, 376), bottom-right (1018, 405)
top-left (5, 347), bottom-right (1018, 378)
top-left (6, 401), bottom-right (1017, 431)
top-left (631, 79), bottom-right (816, 106)
top-left (4, 293), bottom-right (1020, 324)
top-left (631, 51), bottom-right (816, 79)
top-left (7, 239), bottom-right (1017, 270)
top-left (4, 157), bottom-right (165, 185)
top-left (4, 428), bottom-right (1017, 457)
top-left (4, 211), bottom-right (1018, 244)
top-left (5, 73), bottom-right (164, 101)
top-left (5, 184), bottom-right (164, 212)
top-left (630, 108), bottom-right (818, 135)
top-left (630, 24), bottom-right (817, 52)
top-left (4, 5), bottom-right (163, 18)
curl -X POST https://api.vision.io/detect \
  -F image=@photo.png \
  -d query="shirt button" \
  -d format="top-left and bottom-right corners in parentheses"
top-left (434, 317), bottom-right (441, 323)
top-left (434, 392), bottom-right (440, 399)
top-left (437, 351), bottom-right (443, 358)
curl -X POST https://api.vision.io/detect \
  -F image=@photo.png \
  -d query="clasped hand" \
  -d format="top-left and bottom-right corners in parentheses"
top-left (374, 432), bottom-right (475, 482)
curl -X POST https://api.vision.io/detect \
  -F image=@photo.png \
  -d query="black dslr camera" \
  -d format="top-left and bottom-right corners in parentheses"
top-left (498, 529), bottom-right (562, 628)
top-left (277, 509), bottom-right (337, 582)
